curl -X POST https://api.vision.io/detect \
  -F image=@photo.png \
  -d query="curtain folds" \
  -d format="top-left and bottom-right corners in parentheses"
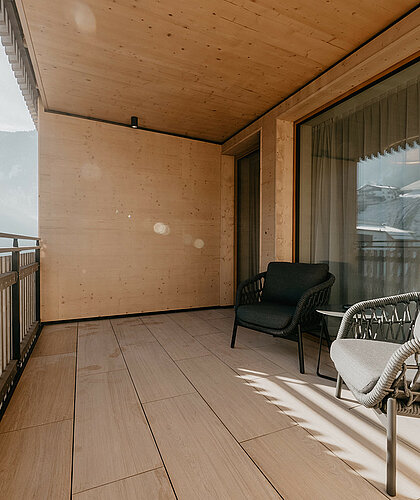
top-left (361, 77), bottom-right (420, 160)
top-left (310, 73), bottom-right (420, 304)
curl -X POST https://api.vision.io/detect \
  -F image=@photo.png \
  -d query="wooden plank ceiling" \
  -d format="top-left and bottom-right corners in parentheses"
top-left (17, 0), bottom-right (418, 142)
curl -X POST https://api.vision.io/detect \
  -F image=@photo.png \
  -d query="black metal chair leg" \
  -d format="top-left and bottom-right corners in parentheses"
top-left (297, 324), bottom-right (305, 374)
top-left (317, 317), bottom-right (336, 381)
top-left (230, 321), bottom-right (238, 348)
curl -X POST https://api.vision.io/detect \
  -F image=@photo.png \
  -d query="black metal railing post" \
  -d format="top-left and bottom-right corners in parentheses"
top-left (35, 239), bottom-right (40, 322)
top-left (11, 238), bottom-right (21, 361)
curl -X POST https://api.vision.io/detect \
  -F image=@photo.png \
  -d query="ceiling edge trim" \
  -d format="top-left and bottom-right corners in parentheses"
top-left (44, 109), bottom-right (223, 145)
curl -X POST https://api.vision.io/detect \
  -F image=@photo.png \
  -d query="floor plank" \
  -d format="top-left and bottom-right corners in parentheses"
top-left (77, 319), bottom-right (125, 375)
top-left (349, 405), bottom-right (420, 454)
top-left (254, 336), bottom-right (337, 378)
top-left (73, 369), bottom-right (162, 493)
top-left (122, 341), bottom-right (195, 403)
top-left (142, 314), bottom-right (209, 360)
top-left (73, 468), bottom-right (175, 500)
top-left (0, 353), bottom-right (75, 433)
top-left (209, 317), bottom-right (282, 348)
top-left (32, 323), bottom-right (77, 357)
top-left (110, 317), bottom-right (155, 346)
top-left (197, 332), bottom-right (286, 378)
top-left (0, 420), bottom-right (73, 500)
top-left (144, 393), bottom-right (281, 500)
top-left (193, 308), bottom-right (228, 320)
top-left (243, 425), bottom-right (386, 500)
top-left (4, 309), bottom-right (417, 499)
top-left (168, 311), bottom-right (221, 336)
top-left (248, 372), bottom-right (420, 498)
top-left (177, 354), bottom-right (294, 442)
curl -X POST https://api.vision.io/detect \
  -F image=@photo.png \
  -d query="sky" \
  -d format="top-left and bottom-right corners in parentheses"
top-left (0, 41), bottom-right (37, 237)
top-left (0, 43), bottom-right (34, 132)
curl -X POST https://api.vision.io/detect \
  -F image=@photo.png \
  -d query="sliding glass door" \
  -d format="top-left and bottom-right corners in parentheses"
top-left (299, 62), bottom-right (420, 303)
top-left (236, 150), bottom-right (260, 285)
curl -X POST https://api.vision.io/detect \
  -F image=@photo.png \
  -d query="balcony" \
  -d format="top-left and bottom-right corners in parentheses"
top-left (0, 0), bottom-right (419, 499)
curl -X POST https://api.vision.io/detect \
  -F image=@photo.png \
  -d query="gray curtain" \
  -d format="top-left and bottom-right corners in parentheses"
top-left (310, 76), bottom-right (420, 304)
top-left (237, 150), bottom-right (260, 285)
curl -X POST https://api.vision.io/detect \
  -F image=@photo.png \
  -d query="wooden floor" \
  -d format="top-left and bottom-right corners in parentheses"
top-left (0, 308), bottom-right (419, 499)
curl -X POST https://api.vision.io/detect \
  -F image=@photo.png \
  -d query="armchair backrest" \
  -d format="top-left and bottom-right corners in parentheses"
top-left (262, 262), bottom-right (329, 306)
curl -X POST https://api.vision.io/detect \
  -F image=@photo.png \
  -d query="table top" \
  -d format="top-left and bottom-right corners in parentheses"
top-left (316, 304), bottom-right (350, 318)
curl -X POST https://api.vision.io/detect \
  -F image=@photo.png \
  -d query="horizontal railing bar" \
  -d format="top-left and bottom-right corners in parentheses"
top-left (0, 270), bottom-right (18, 290)
top-left (19, 262), bottom-right (39, 280)
top-left (0, 246), bottom-right (40, 253)
top-left (0, 232), bottom-right (39, 241)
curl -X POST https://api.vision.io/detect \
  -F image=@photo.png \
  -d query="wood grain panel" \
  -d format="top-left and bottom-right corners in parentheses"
top-left (73, 468), bottom-right (175, 500)
top-left (0, 353), bottom-right (75, 433)
top-left (177, 355), bottom-right (294, 442)
top-left (73, 369), bottom-right (161, 494)
top-left (142, 314), bottom-right (209, 360)
top-left (111, 316), bottom-right (155, 346)
top-left (197, 332), bottom-right (285, 377)
top-left (17, 0), bottom-right (418, 141)
top-left (243, 425), bottom-right (386, 499)
top-left (275, 120), bottom-right (295, 262)
top-left (220, 154), bottom-right (235, 304)
top-left (122, 341), bottom-right (195, 403)
top-left (32, 323), bottom-right (77, 357)
top-left (0, 420), bottom-right (73, 500)
top-left (144, 393), bottom-right (281, 499)
top-left (38, 111), bottom-right (225, 321)
top-left (77, 320), bottom-right (125, 375)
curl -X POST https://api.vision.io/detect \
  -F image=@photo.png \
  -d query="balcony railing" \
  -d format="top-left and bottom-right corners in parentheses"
top-left (0, 232), bottom-right (41, 417)
top-left (357, 244), bottom-right (419, 298)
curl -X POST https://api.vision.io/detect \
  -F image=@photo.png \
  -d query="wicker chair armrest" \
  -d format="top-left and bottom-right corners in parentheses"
top-left (336, 292), bottom-right (420, 340)
top-left (357, 337), bottom-right (420, 408)
top-left (289, 273), bottom-right (336, 327)
top-left (235, 272), bottom-right (266, 310)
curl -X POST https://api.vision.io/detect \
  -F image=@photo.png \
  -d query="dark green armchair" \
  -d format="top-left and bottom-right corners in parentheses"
top-left (231, 262), bottom-right (335, 374)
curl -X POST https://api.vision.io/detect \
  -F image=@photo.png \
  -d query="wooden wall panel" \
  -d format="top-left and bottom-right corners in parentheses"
top-left (39, 111), bottom-right (231, 321)
top-left (219, 155), bottom-right (235, 306)
top-left (260, 117), bottom-right (276, 271)
top-left (275, 120), bottom-right (294, 262)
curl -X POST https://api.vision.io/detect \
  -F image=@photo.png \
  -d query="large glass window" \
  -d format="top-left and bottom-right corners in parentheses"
top-left (299, 62), bottom-right (420, 303)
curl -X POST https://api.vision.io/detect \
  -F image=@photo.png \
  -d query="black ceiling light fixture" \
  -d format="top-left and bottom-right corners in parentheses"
top-left (130, 116), bottom-right (138, 128)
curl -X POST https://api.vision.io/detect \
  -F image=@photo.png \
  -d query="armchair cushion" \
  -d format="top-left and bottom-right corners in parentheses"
top-left (330, 339), bottom-right (400, 394)
top-left (237, 303), bottom-right (295, 330)
top-left (262, 262), bottom-right (329, 306)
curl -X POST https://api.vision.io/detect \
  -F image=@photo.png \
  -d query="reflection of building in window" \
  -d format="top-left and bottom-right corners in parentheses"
top-left (358, 184), bottom-right (399, 209)
top-left (357, 144), bottom-right (420, 246)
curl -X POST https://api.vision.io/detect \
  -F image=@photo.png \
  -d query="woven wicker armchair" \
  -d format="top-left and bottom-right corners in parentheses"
top-left (330, 292), bottom-right (420, 496)
top-left (231, 262), bottom-right (335, 373)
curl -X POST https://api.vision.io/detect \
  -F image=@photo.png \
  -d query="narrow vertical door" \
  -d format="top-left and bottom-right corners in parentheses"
top-left (236, 150), bottom-right (260, 285)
